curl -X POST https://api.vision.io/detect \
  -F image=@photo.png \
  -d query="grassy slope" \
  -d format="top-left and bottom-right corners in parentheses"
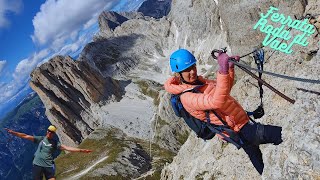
top-left (55, 128), bottom-right (175, 180)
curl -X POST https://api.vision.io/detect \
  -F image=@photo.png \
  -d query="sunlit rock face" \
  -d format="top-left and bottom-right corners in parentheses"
top-left (30, 56), bottom-right (121, 146)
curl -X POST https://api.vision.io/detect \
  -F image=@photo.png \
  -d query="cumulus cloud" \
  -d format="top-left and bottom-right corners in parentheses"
top-left (0, 75), bottom-right (25, 105)
top-left (0, 80), bottom-right (30, 110)
top-left (0, 49), bottom-right (51, 105)
top-left (13, 49), bottom-right (51, 83)
top-left (31, 0), bottom-right (121, 47)
top-left (1, 0), bottom-right (141, 108)
top-left (57, 25), bottom-right (98, 56)
top-left (0, 24), bottom-right (96, 104)
top-left (0, 0), bottom-right (22, 28)
top-left (0, 60), bottom-right (6, 74)
top-left (83, 16), bottom-right (98, 30)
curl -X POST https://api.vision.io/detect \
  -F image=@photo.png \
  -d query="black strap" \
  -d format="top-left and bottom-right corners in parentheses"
top-left (209, 110), bottom-right (243, 149)
top-left (206, 125), bottom-right (242, 149)
top-left (210, 110), bottom-right (228, 126)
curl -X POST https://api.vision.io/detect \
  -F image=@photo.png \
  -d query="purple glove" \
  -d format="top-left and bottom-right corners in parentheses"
top-left (229, 56), bottom-right (240, 68)
top-left (217, 53), bottom-right (230, 74)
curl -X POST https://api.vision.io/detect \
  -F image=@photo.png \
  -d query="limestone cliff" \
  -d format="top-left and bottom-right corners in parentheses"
top-left (30, 56), bottom-right (121, 145)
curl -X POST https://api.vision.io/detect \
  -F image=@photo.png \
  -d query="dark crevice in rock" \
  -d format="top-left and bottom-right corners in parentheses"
top-left (138, 0), bottom-right (172, 19)
top-left (49, 108), bottom-right (83, 144)
top-left (129, 146), bottom-right (152, 174)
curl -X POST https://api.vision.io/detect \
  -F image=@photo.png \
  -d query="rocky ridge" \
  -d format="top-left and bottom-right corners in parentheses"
top-left (30, 56), bottom-right (121, 146)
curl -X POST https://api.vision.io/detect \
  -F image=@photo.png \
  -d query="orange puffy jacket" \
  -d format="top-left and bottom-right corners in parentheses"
top-left (164, 68), bottom-right (249, 132)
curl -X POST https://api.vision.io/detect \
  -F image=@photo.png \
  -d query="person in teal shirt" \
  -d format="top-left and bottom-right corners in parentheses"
top-left (5, 125), bottom-right (92, 180)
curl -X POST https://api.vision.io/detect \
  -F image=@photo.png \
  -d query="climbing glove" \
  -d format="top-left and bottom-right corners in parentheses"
top-left (217, 53), bottom-right (230, 74)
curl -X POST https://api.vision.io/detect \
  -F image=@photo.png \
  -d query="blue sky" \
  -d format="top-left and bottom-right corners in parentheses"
top-left (0, 0), bottom-right (145, 114)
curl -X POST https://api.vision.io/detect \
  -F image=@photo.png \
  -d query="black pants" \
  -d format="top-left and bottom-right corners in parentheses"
top-left (239, 120), bottom-right (282, 175)
top-left (32, 164), bottom-right (55, 180)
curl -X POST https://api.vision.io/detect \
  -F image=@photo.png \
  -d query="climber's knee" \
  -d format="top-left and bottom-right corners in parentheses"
top-left (240, 121), bottom-right (283, 146)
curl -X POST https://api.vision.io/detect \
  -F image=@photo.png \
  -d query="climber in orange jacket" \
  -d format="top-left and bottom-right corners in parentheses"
top-left (164, 49), bottom-right (283, 175)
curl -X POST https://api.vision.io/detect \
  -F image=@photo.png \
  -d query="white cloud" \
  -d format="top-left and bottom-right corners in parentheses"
top-left (112, 0), bottom-right (145, 12)
top-left (0, 80), bottom-right (30, 109)
top-left (31, 0), bottom-right (121, 47)
top-left (57, 25), bottom-right (99, 56)
top-left (0, 60), bottom-right (6, 74)
top-left (0, 0), bottom-right (22, 28)
top-left (13, 49), bottom-right (51, 83)
top-left (83, 16), bottom-right (98, 30)
top-left (0, 77), bottom-right (24, 105)
top-left (0, 49), bottom-right (51, 105)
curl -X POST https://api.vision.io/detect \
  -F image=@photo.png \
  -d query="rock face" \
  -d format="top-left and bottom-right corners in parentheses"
top-left (138, 0), bottom-right (172, 19)
top-left (81, 18), bottom-right (171, 80)
top-left (152, 91), bottom-right (190, 152)
top-left (98, 11), bottom-right (129, 38)
top-left (218, 0), bottom-right (306, 55)
top-left (30, 56), bottom-right (121, 145)
top-left (119, 11), bottom-right (145, 20)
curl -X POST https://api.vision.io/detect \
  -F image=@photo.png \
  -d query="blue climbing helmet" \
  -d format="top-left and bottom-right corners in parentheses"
top-left (170, 49), bottom-right (197, 73)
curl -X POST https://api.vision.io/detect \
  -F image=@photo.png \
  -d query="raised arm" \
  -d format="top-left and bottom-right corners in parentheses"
top-left (60, 144), bottom-right (93, 153)
top-left (5, 128), bottom-right (34, 142)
